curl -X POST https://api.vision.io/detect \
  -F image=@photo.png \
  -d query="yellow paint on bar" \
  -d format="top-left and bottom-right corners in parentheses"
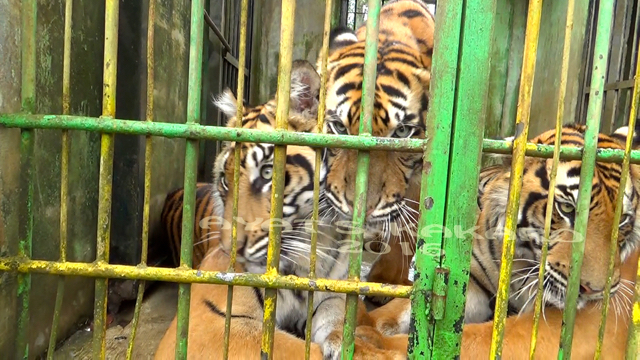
top-left (529, 0), bottom-right (574, 357)
top-left (261, 0), bottom-right (297, 358)
top-left (489, 0), bottom-right (543, 357)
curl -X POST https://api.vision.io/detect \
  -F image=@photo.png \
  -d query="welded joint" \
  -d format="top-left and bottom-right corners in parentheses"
top-left (431, 267), bottom-right (449, 321)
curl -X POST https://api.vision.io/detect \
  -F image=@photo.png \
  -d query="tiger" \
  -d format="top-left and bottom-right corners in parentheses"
top-left (161, 183), bottom-right (221, 268)
top-left (154, 59), bottom-right (408, 360)
top-left (317, 0), bottom-right (435, 301)
top-left (364, 124), bottom-right (640, 349)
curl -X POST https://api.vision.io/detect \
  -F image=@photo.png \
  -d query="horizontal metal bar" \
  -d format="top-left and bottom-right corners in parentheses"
top-left (224, 52), bottom-right (250, 75)
top-left (0, 257), bottom-right (412, 297)
top-left (584, 78), bottom-right (635, 93)
top-left (3, 114), bottom-right (640, 163)
top-left (0, 114), bottom-right (426, 152)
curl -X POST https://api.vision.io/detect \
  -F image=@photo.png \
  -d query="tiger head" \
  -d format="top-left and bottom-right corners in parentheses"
top-left (210, 60), bottom-right (327, 274)
top-left (476, 124), bottom-right (640, 310)
top-left (319, 14), bottom-right (434, 239)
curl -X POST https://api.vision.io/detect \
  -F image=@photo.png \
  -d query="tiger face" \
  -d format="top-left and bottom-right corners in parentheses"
top-left (475, 124), bottom-right (640, 312)
top-left (320, 0), bottom-right (434, 238)
top-left (210, 60), bottom-right (326, 274)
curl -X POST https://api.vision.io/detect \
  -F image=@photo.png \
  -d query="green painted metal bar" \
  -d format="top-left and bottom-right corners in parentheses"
top-left (223, 0), bottom-right (248, 358)
top-left (9, 114), bottom-right (640, 163)
top-left (175, 1), bottom-right (205, 358)
top-left (490, 0), bottom-right (542, 357)
top-left (557, 1), bottom-right (615, 358)
top-left (17, 2), bottom-right (37, 358)
top-left (407, 0), bottom-right (463, 356)
top-left (304, 0), bottom-right (332, 358)
top-left (47, 0), bottom-right (73, 358)
top-left (430, 0), bottom-right (497, 357)
top-left (528, 0), bottom-right (575, 357)
top-left (261, 1), bottom-right (296, 358)
top-left (93, 1), bottom-right (119, 358)
top-left (595, 15), bottom-right (640, 360)
top-left (0, 114), bottom-right (426, 152)
top-left (0, 257), bottom-right (412, 297)
top-left (125, 1), bottom-right (155, 358)
top-left (341, 0), bottom-right (380, 358)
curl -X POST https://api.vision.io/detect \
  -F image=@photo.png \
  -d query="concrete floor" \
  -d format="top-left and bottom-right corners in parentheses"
top-left (53, 283), bottom-right (178, 360)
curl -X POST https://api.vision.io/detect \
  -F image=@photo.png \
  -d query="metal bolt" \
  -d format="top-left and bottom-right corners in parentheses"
top-left (424, 197), bottom-right (434, 210)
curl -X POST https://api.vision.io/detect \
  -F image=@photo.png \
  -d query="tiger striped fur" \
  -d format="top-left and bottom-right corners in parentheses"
top-left (155, 60), bottom-right (407, 359)
top-left (366, 124), bottom-right (640, 350)
top-left (161, 183), bottom-right (221, 268)
top-left (318, 0), bottom-right (436, 300)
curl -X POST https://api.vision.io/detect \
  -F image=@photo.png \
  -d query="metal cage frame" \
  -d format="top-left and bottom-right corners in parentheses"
top-left (1, 0), bottom-right (640, 359)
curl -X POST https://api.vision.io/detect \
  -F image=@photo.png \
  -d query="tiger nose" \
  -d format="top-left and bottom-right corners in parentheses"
top-left (580, 283), bottom-right (601, 295)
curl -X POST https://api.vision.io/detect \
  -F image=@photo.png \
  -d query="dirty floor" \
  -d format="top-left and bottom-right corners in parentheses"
top-left (50, 252), bottom-right (389, 359)
top-left (53, 282), bottom-right (178, 360)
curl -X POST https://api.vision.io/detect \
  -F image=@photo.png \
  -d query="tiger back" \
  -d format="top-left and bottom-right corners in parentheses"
top-left (161, 183), bottom-right (220, 268)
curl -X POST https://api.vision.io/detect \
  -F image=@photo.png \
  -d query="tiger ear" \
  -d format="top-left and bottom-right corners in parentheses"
top-left (289, 60), bottom-right (321, 116)
top-left (328, 26), bottom-right (358, 54)
top-left (211, 88), bottom-right (243, 128)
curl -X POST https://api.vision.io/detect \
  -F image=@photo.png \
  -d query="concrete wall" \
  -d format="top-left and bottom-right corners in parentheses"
top-left (0, 1), bottom-right (193, 358)
top-left (249, 0), bottom-right (341, 105)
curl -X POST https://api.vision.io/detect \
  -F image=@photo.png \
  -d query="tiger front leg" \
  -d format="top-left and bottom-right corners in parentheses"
top-left (310, 295), bottom-right (405, 360)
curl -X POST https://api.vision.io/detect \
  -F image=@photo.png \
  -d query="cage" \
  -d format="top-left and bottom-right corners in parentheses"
top-left (1, 0), bottom-right (640, 359)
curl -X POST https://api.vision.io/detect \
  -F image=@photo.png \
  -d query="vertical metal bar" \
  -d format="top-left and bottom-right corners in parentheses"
top-left (428, 0), bottom-right (497, 356)
top-left (175, 1), bottom-right (205, 359)
top-left (594, 21), bottom-right (640, 359)
top-left (558, 1), bottom-right (615, 358)
top-left (341, 1), bottom-right (380, 358)
top-left (304, 1), bottom-right (332, 358)
top-left (528, 0), bottom-right (575, 357)
top-left (47, 0), bottom-right (73, 358)
top-left (17, 1), bottom-right (36, 359)
top-left (489, 0), bottom-right (542, 357)
top-left (125, 1), bottom-right (155, 358)
top-left (408, 0), bottom-right (463, 357)
top-left (260, 1), bottom-right (296, 358)
top-left (222, 1), bottom-right (248, 359)
top-left (92, 1), bottom-right (119, 358)
top-left (627, 255), bottom-right (640, 358)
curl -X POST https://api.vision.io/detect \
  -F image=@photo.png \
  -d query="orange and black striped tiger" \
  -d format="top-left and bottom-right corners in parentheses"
top-left (160, 182), bottom-right (221, 268)
top-left (317, 0), bottom-right (435, 300)
top-left (365, 123), bottom-right (640, 359)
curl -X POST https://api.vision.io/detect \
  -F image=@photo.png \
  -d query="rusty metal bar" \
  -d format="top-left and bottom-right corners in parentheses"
top-left (260, 1), bottom-right (296, 358)
top-left (11, 114), bottom-right (640, 164)
top-left (174, 0), bottom-right (205, 358)
top-left (528, 0), bottom-right (574, 357)
top-left (16, 1), bottom-right (37, 359)
top-left (125, 1), bottom-right (155, 358)
top-left (304, 0), bottom-right (332, 358)
top-left (489, 0), bottom-right (542, 356)
top-left (47, 0), bottom-right (73, 358)
top-left (222, 0), bottom-right (249, 359)
top-left (558, 0), bottom-right (615, 357)
top-left (92, 1), bottom-right (119, 358)
top-left (0, 257), bottom-right (412, 297)
top-left (341, 0), bottom-right (381, 357)
top-left (594, 15), bottom-right (640, 359)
